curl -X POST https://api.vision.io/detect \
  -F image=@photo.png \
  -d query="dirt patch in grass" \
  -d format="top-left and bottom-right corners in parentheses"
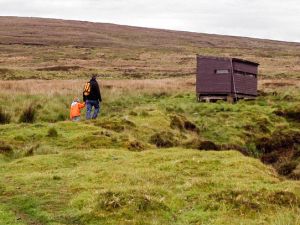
top-left (183, 138), bottom-right (221, 151)
top-left (197, 141), bottom-right (219, 151)
top-left (170, 115), bottom-right (185, 130)
top-left (274, 106), bottom-right (300, 122)
top-left (126, 139), bottom-right (146, 151)
top-left (95, 118), bottom-right (136, 133)
top-left (0, 141), bottom-right (13, 153)
top-left (149, 131), bottom-right (178, 148)
top-left (277, 161), bottom-right (299, 176)
top-left (261, 151), bottom-right (281, 164)
top-left (256, 129), bottom-right (299, 153)
top-left (36, 66), bottom-right (82, 72)
top-left (289, 164), bottom-right (300, 180)
top-left (256, 128), bottom-right (300, 179)
top-left (210, 190), bottom-right (300, 213)
top-left (97, 190), bottom-right (169, 212)
top-left (170, 114), bottom-right (200, 133)
top-left (0, 68), bottom-right (14, 76)
top-left (220, 144), bottom-right (249, 156)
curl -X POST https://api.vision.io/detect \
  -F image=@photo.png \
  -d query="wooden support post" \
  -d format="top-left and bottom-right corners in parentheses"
top-left (227, 95), bottom-right (234, 103)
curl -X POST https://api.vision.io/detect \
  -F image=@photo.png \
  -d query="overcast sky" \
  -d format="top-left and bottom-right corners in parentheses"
top-left (0, 0), bottom-right (299, 42)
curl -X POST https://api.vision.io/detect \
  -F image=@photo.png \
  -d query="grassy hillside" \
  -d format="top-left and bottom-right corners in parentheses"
top-left (0, 78), bottom-right (300, 224)
top-left (1, 148), bottom-right (300, 225)
top-left (0, 16), bottom-right (300, 80)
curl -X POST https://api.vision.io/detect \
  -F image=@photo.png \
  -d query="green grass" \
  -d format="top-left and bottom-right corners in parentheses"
top-left (0, 204), bottom-right (26, 225)
top-left (0, 85), bottom-right (300, 224)
top-left (1, 86), bottom-right (299, 147)
top-left (1, 148), bottom-right (300, 225)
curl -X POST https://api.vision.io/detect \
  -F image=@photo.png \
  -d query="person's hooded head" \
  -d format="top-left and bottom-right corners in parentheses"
top-left (73, 97), bottom-right (80, 102)
top-left (91, 74), bottom-right (97, 80)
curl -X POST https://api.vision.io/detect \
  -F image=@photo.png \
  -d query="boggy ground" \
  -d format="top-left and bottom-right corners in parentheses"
top-left (0, 77), bottom-right (300, 224)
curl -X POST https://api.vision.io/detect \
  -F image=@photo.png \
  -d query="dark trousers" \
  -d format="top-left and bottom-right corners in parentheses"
top-left (86, 100), bottom-right (100, 119)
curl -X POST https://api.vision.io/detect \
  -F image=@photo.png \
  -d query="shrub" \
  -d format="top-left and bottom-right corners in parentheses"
top-left (0, 108), bottom-right (11, 124)
top-left (19, 105), bottom-right (37, 123)
top-left (47, 127), bottom-right (58, 137)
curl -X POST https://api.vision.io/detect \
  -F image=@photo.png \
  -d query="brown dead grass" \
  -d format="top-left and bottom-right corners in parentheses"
top-left (259, 79), bottom-right (300, 88)
top-left (0, 17), bottom-right (299, 80)
top-left (0, 77), bottom-right (196, 96)
top-left (0, 77), bottom-right (299, 97)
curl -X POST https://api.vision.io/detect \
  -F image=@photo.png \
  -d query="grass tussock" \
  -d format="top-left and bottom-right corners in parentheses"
top-left (0, 107), bottom-right (11, 124)
top-left (197, 140), bottom-right (220, 151)
top-left (19, 104), bottom-right (37, 123)
top-left (126, 139), bottom-right (146, 151)
top-left (256, 129), bottom-right (299, 153)
top-left (170, 114), bottom-right (200, 133)
top-left (150, 131), bottom-right (178, 148)
top-left (275, 105), bottom-right (300, 122)
top-left (0, 141), bottom-right (13, 154)
top-left (277, 161), bottom-right (299, 176)
top-left (95, 118), bottom-right (135, 133)
top-left (97, 190), bottom-right (169, 213)
top-left (47, 127), bottom-right (58, 137)
top-left (210, 190), bottom-right (300, 213)
top-left (24, 144), bottom-right (40, 157)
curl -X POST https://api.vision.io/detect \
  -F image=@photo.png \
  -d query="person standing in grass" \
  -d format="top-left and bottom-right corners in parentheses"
top-left (70, 97), bottom-right (85, 121)
top-left (83, 74), bottom-right (102, 119)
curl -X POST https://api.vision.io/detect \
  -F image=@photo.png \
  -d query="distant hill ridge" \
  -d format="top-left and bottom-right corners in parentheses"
top-left (0, 16), bottom-right (299, 48)
top-left (0, 16), bottom-right (299, 80)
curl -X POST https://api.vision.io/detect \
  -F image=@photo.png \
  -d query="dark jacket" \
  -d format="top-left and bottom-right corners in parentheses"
top-left (83, 78), bottom-right (102, 102)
